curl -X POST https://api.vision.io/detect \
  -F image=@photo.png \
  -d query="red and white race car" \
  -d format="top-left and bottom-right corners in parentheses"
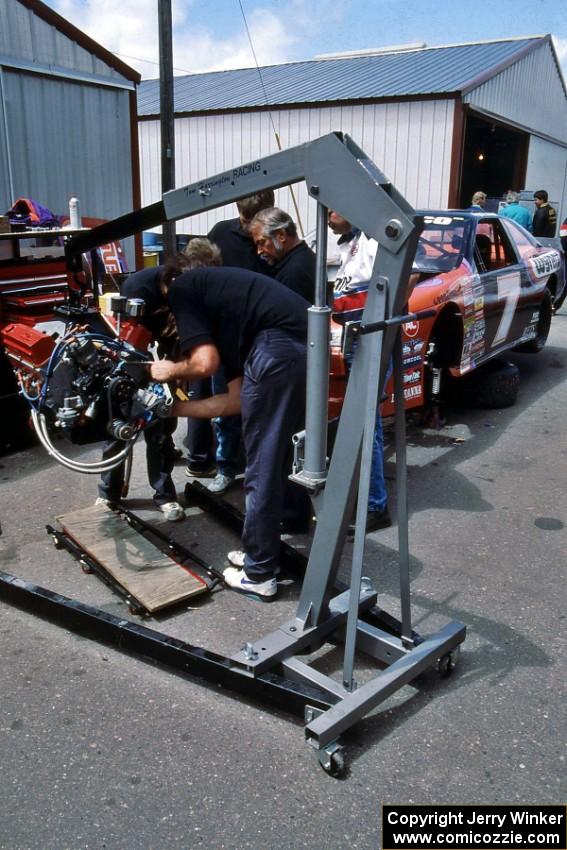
top-left (329, 210), bottom-right (566, 417)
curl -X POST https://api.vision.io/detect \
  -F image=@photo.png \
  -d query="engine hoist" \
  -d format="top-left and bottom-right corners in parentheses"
top-left (0, 132), bottom-right (465, 777)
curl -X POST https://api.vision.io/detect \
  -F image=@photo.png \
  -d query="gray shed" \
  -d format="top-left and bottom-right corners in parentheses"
top-left (0, 0), bottom-right (140, 251)
top-left (137, 35), bottom-right (567, 237)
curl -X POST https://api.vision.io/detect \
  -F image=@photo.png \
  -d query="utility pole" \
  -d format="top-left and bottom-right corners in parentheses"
top-left (158, 0), bottom-right (176, 256)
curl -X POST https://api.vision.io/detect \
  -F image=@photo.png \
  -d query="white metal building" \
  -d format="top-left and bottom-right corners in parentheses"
top-left (0, 0), bottom-right (140, 231)
top-left (137, 35), bottom-right (567, 237)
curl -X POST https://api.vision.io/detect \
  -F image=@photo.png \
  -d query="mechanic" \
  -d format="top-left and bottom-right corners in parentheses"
top-left (532, 190), bottom-right (557, 238)
top-left (184, 190), bottom-right (276, 496)
top-left (500, 191), bottom-right (532, 231)
top-left (249, 207), bottom-right (316, 302)
top-left (328, 209), bottom-right (391, 534)
top-left (96, 265), bottom-right (185, 522)
top-left (150, 238), bottom-right (309, 600)
top-left (470, 191), bottom-right (487, 210)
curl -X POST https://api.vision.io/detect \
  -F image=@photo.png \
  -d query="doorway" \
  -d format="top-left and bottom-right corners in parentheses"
top-left (460, 112), bottom-right (528, 209)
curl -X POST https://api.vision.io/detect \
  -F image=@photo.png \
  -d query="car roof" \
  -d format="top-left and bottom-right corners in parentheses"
top-left (416, 209), bottom-right (499, 219)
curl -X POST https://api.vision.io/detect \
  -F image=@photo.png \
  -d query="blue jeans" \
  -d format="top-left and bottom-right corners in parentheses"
top-left (345, 349), bottom-right (388, 513)
top-left (183, 379), bottom-right (215, 470)
top-left (211, 369), bottom-right (241, 477)
top-left (240, 330), bottom-right (307, 579)
top-left (99, 417), bottom-right (178, 506)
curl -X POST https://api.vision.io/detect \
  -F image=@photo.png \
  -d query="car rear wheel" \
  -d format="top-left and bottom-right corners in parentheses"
top-left (514, 288), bottom-right (552, 354)
top-left (450, 359), bottom-right (520, 409)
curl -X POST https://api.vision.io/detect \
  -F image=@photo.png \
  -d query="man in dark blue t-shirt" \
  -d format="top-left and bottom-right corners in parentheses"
top-left (151, 243), bottom-right (309, 600)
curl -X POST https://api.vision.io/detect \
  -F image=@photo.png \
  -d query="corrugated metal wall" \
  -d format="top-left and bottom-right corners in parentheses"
top-left (0, 0), bottom-right (126, 84)
top-left (465, 41), bottom-right (567, 224)
top-left (0, 0), bottom-right (136, 260)
top-left (2, 69), bottom-right (133, 219)
top-left (464, 42), bottom-right (567, 144)
top-left (0, 69), bottom-right (11, 207)
top-left (526, 136), bottom-right (567, 225)
top-left (139, 98), bottom-right (456, 236)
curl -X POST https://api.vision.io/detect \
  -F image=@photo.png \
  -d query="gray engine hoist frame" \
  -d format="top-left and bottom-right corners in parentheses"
top-left (2, 132), bottom-right (465, 774)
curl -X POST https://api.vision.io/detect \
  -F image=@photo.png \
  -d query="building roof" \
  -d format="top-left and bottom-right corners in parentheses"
top-left (137, 36), bottom-right (553, 117)
top-left (17, 0), bottom-right (140, 83)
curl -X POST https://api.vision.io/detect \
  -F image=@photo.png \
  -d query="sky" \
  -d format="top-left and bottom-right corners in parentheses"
top-left (44, 0), bottom-right (567, 81)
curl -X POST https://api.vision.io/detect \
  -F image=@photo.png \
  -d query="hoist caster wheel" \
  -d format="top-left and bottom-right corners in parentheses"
top-left (80, 560), bottom-right (93, 574)
top-left (317, 743), bottom-right (346, 778)
top-left (437, 646), bottom-right (460, 678)
top-left (50, 533), bottom-right (63, 550)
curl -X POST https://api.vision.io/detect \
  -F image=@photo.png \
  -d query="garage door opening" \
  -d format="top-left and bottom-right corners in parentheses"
top-left (459, 112), bottom-right (529, 209)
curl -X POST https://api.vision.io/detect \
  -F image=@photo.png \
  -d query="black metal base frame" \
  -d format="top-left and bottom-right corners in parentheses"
top-left (0, 561), bottom-right (464, 777)
top-left (0, 568), bottom-right (339, 715)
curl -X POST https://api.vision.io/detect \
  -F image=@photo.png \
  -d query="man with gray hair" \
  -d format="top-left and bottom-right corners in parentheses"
top-left (500, 191), bottom-right (532, 231)
top-left (249, 207), bottom-right (316, 302)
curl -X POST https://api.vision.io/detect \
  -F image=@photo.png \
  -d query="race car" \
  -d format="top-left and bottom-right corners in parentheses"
top-left (329, 210), bottom-right (566, 418)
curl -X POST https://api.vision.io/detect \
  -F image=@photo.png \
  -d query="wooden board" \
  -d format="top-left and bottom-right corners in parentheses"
top-left (57, 505), bottom-right (208, 613)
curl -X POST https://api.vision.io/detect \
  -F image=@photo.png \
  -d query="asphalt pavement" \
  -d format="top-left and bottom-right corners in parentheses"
top-left (1, 314), bottom-right (566, 850)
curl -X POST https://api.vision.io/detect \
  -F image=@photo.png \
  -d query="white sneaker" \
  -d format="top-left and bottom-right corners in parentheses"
top-left (159, 501), bottom-right (185, 521)
top-left (207, 473), bottom-right (235, 494)
top-left (227, 550), bottom-right (281, 576)
top-left (223, 566), bottom-right (277, 601)
top-left (95, 497), bottom-right (113, 508)
top-left (227, 549), bottom-right (246, 567)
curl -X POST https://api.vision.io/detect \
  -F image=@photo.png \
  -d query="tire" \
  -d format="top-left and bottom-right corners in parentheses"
top-left (451, 359), bottom-right (520, 410)
top-left (514, 288), bottom-right (552, 354)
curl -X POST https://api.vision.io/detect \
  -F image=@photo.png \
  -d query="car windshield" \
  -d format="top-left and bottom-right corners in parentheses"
top-left (413, 215), bottom-right (472, 274)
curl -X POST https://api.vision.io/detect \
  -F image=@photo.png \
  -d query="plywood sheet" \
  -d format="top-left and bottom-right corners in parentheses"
top-left (57, 505), bottom-right (207, 613)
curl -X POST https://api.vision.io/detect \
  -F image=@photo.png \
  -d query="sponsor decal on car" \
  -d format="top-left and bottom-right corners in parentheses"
top-left (404, 320), bottom-right (420, 338)
top-left (389, 384), bottom-right (423, 404)
top-left (404, 369), bottom-right (421, 385)
top-left (529, 252), bottom-right (561, 279)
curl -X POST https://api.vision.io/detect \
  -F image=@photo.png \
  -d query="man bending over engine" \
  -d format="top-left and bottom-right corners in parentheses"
top-left (150, 238), bottom-right (309, 601)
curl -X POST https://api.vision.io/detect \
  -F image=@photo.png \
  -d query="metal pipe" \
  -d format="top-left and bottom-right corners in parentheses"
top-left (302, 202), bottom-right (330, 481)
top-left (393, 329), bottom-right (412, 645)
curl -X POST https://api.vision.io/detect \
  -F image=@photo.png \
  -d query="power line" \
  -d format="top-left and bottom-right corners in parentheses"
top-left (115, 51), bottom-right (194, 76)
top-left (236, 0), bottom-right (305, 235)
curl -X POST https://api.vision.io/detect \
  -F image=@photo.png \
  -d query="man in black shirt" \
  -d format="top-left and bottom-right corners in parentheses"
top-left (151, 240), bottom-right (309, 600)
top-left (532, 189), bottom-right (557, 237)
top-left (184, 190), bottom-right (275, 488)
top-left (208, 189), bottom-right (275, 271)
top-left (97, 266), bottom-right (184, 521)
top-left (249, 207), bottom-right (316, 302)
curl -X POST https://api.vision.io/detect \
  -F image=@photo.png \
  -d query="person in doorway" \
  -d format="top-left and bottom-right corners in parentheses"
top-left (499, 191), bottom-right (532, 231)
top-left (96, 265), bottom-right (184, 521)
top-left (249, 207), bottom-right (316, 303)
top-left (532, 190), bottom-right (557, 238)
top-left (184, 190), bottom-right (275, 494)
top-left (150, 239), bottom-right (310, 601)
top-left (328, 209), bottom-right (391, 534)
top-left (470, 191), bottom-right (487, 210)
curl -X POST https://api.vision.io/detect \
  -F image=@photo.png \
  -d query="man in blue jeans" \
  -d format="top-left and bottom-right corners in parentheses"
top-left (328, 209), bottom-right (391, 533)
top-left (151, 239), bottom-right (309, 600)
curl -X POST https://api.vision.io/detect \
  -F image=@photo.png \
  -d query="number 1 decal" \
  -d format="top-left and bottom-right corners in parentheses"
top-left (493, 271), bottom-right (521, 345)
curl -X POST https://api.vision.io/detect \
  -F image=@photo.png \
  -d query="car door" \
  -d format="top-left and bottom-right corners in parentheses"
top-left (473, 218), bottom-right (533, 357)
